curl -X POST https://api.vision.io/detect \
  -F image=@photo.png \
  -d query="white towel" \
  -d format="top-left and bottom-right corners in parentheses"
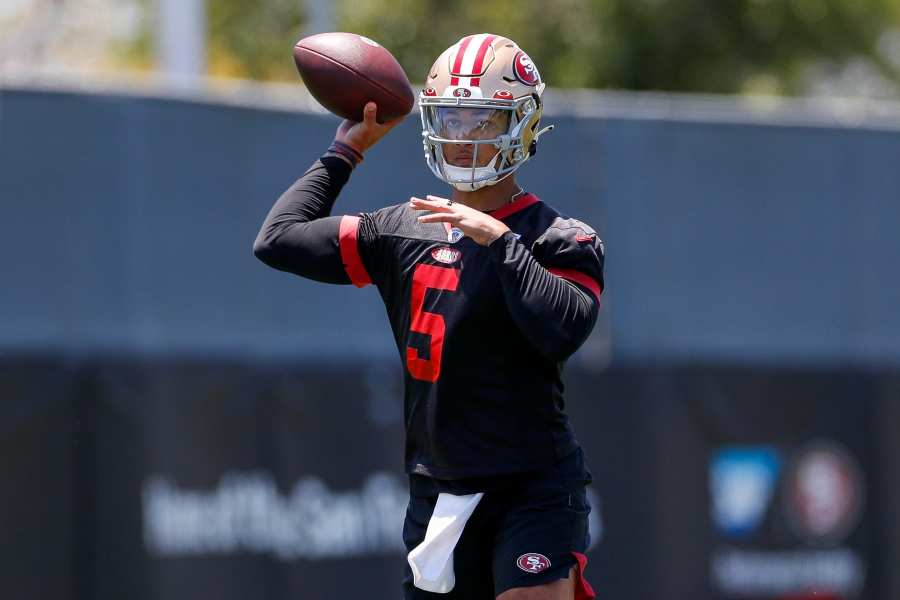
top-left (407, 492), bottom-right (484, 593)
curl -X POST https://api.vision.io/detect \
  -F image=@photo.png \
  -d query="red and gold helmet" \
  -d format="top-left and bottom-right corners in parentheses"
top-left (419, 34), bottom-right (553, 191)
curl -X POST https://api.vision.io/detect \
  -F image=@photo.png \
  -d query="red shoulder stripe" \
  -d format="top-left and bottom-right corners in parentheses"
top-left (548, 267), bottom-right (602, 301)
top-left (338, 215), bottom-right (372, 287)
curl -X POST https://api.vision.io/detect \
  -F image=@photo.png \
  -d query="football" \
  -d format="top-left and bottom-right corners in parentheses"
top-left (293, 32), bottom-right (416, 123)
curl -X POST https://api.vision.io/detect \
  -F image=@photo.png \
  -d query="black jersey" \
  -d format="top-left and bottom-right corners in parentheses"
top-left (254, 156), bottom-right (604, 480)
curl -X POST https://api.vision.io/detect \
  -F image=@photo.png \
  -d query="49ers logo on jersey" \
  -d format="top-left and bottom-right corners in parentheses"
top-left (513, 51), bottom-right (540, 86)
top-left (431, 246), bottom-right (461, 264)
top-left (516, 553), bottom-right (551, 573)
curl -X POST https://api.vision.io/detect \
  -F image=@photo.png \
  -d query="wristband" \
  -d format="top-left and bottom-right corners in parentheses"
top-left (326, 140), bottom-right (364, 167)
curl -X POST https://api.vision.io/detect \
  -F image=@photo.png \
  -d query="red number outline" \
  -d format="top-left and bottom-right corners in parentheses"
top-left (406, 264), bottom-right (460, 382)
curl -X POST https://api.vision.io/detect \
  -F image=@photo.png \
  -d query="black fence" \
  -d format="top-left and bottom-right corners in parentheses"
top-left (3, 357), bottom-right (897, 600)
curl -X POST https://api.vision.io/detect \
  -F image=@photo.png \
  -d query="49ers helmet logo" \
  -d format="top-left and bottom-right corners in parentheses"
top-left (513, 51), bottom-right (540, 86)
top-left (452, 87), bottom-right (472, 98)
top-left (516, 553), bottom-right (551, 573)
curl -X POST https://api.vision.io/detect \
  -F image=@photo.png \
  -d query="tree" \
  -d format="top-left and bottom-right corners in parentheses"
top-left (338, 0), bottom-right (900, 96)
top-left (206, 0), bottom-right (306, 80)
top-left (122, 0), bottom-right (900, 96)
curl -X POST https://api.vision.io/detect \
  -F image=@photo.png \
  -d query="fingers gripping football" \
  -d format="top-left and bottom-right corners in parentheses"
top-left (334, 102), bottom-right (405, 157)
top-left (410, 195), bottom-right (510, 246)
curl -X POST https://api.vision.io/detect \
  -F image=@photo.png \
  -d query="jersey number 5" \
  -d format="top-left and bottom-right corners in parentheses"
top-left (406, 263), bottom-right (460, 383)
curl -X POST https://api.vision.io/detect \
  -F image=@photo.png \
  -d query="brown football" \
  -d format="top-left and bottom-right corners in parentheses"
top-left (293, 32), bottom-right (415, 123)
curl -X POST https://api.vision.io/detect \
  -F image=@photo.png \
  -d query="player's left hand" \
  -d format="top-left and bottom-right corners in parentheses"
top-left (410, 195), bottom-right (511, 246)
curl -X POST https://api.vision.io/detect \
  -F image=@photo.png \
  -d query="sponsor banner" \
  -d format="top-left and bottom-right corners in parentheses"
top-left (82, 360), bottom-right (410, 600)
top-left (142, 471), bottom-right (407, 559)
top-left (86, 360), bottom-right (605, 600)
top-left (1, 360), bottom-right (895, 600)
top-left (696, 372), bottom-right (874, 600)
top-left (710, 443), bottom-right (867, 598)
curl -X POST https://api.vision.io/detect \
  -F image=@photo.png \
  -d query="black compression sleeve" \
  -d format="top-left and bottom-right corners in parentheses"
top-left (253, 156), bottom-right (354, 284)
top-left (487, 231), bottom-right (599, 361)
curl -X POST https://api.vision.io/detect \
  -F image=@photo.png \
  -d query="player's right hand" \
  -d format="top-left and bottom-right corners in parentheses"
top-left (334, 102), bottom-right (405, 157)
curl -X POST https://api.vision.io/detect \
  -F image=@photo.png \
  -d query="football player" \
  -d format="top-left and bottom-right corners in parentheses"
top-left (254, 33), bottom-right (602, 600)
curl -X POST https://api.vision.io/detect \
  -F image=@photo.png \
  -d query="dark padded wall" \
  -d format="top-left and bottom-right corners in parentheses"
top-left (600, 118), bottom-right (900, 365)
top-left (1, 89), bottom-right (898, 600)
top-left (2, 89), bottom-right (899, 366)
top-left (1, 359), bottom-right (893, 600)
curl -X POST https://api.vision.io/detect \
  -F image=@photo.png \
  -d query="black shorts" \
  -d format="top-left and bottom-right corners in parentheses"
top-left (402, 448), bottom-right (596, 599)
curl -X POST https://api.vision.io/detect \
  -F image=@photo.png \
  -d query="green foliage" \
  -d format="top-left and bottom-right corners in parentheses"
top-left (125, 0), bottom-right (900, 94)
top-left (339, 0), bottom-right (900, 95)
top-left (588, 0), bottom-right (900, 93)
top-left (338, 0), bottom-right (609, 88)
top-left (124, 0), bottom-right (307, 80)
top-left (207, 0), bottom-right (306, 80)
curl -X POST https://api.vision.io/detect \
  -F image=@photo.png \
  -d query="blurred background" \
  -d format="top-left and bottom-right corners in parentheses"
top-left (1, 1), bottom-right (899, 599)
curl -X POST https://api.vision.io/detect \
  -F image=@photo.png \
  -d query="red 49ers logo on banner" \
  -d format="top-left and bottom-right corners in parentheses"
top-left (513, 51), bottom-right (540, 86)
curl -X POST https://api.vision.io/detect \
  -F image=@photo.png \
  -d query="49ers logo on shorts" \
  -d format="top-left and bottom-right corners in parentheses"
top-left (431, 246), bottom-right (461, 264)
top-left (513, 51), bottom-right (540, 86)
top-left (516, 552), bottom-right (551, 573)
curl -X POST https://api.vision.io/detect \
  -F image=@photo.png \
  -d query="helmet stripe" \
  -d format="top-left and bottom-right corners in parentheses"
top-left (456, 34), bottom-right (489, 87)
top-left (469, 34), bottom-right (497, 87)
top-left (449, 35), bottom-right (475, 86)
